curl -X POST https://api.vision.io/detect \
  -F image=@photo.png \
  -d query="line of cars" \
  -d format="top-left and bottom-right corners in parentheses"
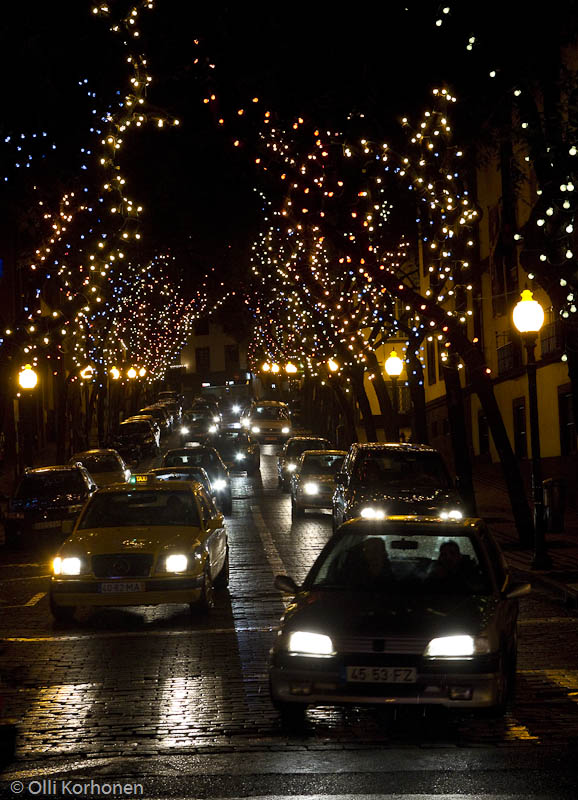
top-left (269, 435), bottom-right (531, 723)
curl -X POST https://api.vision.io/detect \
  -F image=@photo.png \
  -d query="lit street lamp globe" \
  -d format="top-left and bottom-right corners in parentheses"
top-left (384, 350), bottom-right (404, 378)
top-left (285, 363), bottom-right (298, 374)
top-left (18, 365), bottom-right (38, 390)
top-left (327, 358), bottom-right (339, 372)
top-left (512, 289), bottom-right (545, 334)
top-left (261, 362), bottom-right (271, 372)
top-left (127, 367), bottom-right (137, 379)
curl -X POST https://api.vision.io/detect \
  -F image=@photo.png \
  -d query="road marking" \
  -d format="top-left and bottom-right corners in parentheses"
top-left (251, 505), bottom-right (287, 576)
top-left (24, 591), bottom-right (46, 606)
top-left (0, 574), bottom-right (50, 583)
top-left (0, 562), bottom-right (44, 568)
top-left (0, 625), bottom-right (276, 643)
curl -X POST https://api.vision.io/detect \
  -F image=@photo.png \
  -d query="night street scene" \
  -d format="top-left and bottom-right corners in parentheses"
top-left (2, 1), bottom-right (578, 799)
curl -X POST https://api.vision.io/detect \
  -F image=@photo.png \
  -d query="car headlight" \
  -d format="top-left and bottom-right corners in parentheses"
top-left (209, 424), bottom-right (218, 433)
top-left (180, 426), bottom-right (190, 435)
top-left (360, 506), bottom-right (386, 520)
top-left (213, 478), bottom-right (228, 491)
top-left (251, 426), bottom-right (260, 433)
top-left (287, 631), bottom-right (335, 656)
top-left (213, 416), bottom-right (220, 423)
top-left (424, 634), bottom-right (490, 658)
top-left (282, 426), bottom-right (290, 434)
top-left (241, 418), bottom-right (250, 428)
top-left (165, 554), bottom-right (188, 573)
top-left (53, 556), bottom-right (82, 576)
top-left (235, 452), bottom-right (245, 461)
top-left (232, 404), bottom-right (240, 413)
top-left (304, 482), bottom-right (319, 495)
top-left (287, 462), bottom-right (297, 472)
top-left (439, 509), bottom-right (464, 520)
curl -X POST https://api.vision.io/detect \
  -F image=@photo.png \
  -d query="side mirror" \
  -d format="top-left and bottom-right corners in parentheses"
top-left (274, 574), bottom-right (299, 595)
top-left (505, 581), bottom-right (531, 600)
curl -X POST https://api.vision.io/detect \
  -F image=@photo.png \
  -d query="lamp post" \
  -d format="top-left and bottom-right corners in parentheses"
top-left (16, 365), bottom-right (39, 476)
top-left (512, 290), bottom-right (551, 570)
top-left (384, 350), bottom-right (404, 442)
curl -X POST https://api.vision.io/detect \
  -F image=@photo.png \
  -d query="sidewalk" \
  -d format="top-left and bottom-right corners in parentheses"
top-left (473, 463), bottom-right (578, 607)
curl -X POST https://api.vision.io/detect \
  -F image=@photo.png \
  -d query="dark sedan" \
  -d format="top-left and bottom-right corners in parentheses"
top-left (277, 436), bottom-right (332, 491)
top-left (211, 428), bottom-right (260, 475)
top-left (162, 445), bottom-right (232, 515)
top-left (269, 516), bottom-right (530, 726)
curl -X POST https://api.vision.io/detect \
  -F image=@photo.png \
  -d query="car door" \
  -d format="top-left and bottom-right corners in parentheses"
top-left (197, 489), bottom-right (226, 580)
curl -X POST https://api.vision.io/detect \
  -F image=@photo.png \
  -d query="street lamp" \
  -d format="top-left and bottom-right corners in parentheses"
top-left (16, 365), bottom-right (39, 476)
top-left (512, 289), bottom-right (551, 569)
top-left (18, 365), bottom-right (38, 390)
top-left (384, 350), bottom-right (404, 442)
top-left (327, 358), bottom-right (339, 373)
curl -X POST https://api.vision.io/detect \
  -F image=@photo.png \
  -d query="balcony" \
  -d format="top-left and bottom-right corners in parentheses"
top-left (497, 340), bottom-right (522, 376)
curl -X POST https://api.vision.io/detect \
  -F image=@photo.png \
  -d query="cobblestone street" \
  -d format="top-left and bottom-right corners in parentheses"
top-left (1, 444), bottom-right (578, 797)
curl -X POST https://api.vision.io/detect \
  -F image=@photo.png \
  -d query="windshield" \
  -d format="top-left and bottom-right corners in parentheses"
top-left (79, 490), bottom-right (200, 528)
top-left (120, 421), bottom-right (150, 434)
top-left (16, 472), bottom-right (85, 499)
top-left (214, 433), bottom-right (248, 455)
top-left (153, 469), bottom-right (209, 486)
top-left (300, 453), bottom-right (344, 475)
top-left (287, 440), bottom-right (327, 458)
top-left (77, 455), bottom-right (121, 473)
top-left (308, 530), bottom-right (491, 595)
top-left (353, 451), bottom-right (451, 490)
top-left (253, 406), bottom-right (288, 420)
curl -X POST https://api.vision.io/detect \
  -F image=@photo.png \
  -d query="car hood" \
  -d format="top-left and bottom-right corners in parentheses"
top-left (92, 472), bottom-right (126, 487)
top-left (283, 589), bottom-right (497, 639)
top-left (60, 526), bottom-right (201, 555)
top-left (11, 493), bottom-right (85, 512)
top-left (347, 486), bottom-right (461, 514)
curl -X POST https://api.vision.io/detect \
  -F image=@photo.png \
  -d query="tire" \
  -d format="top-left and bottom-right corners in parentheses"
top-left (215, 545), bottom-right (230, 588)
top-left (192, 568), bottom-right (215, 614)
top-left (222, 495), bottom-right (233, 516)
top-left (49, 594), bottom-right (76, 623)
top-left (273, 699), bottom-right (306, 728)
top-left (481, 647), bottom-right (515, 717)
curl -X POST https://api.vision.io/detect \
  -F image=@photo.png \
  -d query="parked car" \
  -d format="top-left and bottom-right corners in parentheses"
top-left (269, 516), bottom-right (530, 726)
top-left (332, 443), bottom-right (464, 532)
top-left (2, 465), bottom-right (96, 547)
top-left (162, 445), bottom-right (232, 515)
top-left (49, 478), bottom-right (229, 621)
top-left (242, 401), bottom-right (292, 443)
top-left (124, 415), bottom-right (161, 448)
top-left (211, 428), bottom-right (260, 475)
top-left (290, 450), bottom-right (347, 519)
top-left (278, 436), bottom-right (332, 491)
top-left (140, 405), bottom-right (172, 435)
top-left (69, 449), bottom-right (131, 488)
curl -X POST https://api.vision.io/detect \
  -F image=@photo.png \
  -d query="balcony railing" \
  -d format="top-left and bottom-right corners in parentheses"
top-left (497, 341), bottom-right (522, 376)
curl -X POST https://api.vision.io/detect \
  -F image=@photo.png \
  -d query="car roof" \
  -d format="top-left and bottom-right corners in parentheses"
top-left (23, 465), bottom-right (85, 475)
top-left (288, 436), bottom-right (330, 442)
top-left (338, 516), bottom-right (485, 536)
top-left (94, 479), bottom-right (202, 495)
top-left (165, 445), bottom-right (218, 455)
top-left (71, 449), bottom-right (120, 458)
top-left (352, 442), bottom-right (439, 454)
top-left (301, 449), bottom-right (347, 456)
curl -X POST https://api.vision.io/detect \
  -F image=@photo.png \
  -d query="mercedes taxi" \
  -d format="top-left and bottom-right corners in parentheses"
top-left (49, 474), bottom-right (229, 622)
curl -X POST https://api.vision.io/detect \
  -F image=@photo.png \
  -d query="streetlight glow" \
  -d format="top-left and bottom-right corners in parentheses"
top-left (262, 362), bottom-right (271, 372)
top-left (18, 365), bottom-right (38, 390)
top-left (127, 367), bottom-right (137, 379)
top-left (512, 289), bottom-right (545, 334)
top-left (384, 350), bottom-right (404, 377)
top-left (285, 363), bottom-right (297, 374)
top-left (110, 366), bottom-right (121, 380)
top-left (327, 358), bottom-right (339, 372)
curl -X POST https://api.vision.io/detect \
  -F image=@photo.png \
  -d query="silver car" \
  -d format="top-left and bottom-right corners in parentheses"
top-left (290, 450), bottom-right (347, 519)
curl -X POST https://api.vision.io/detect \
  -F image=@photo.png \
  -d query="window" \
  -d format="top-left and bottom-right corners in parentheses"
top-left (427, 339), bottom-right (437, 385)
top-left (512, 398), bottom-right (527, 459)
top-left (195, 347), bottom-right (210, 373)
top-left (497, 340), bottom-right (522, 376)
top-left (224, 344), bottom-right (239, 369)
top-left (558, 386), bottom-right (577, 456)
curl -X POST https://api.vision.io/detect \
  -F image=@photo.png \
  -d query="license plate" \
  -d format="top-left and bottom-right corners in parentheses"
top-left (99, 582), bottom-right (144, 593)
top-left (265, 436), bottom-right (277, 441)
top-left (346, 666), bottom-right (417, 684)
top-left (33, 520), bottom-right (62, 530)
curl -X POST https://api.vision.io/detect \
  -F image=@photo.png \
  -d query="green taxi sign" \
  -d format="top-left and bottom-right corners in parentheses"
top-left (130, 474), bottom-right (151, 485)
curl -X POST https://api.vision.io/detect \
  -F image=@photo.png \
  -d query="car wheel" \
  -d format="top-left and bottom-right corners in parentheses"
top-left (273, 698), bottom-right (306, 728)
top-left (193, 568), bottom-right (215, 614)
top-left (49, 594), bottom-right (76, 623)
top-left (291, 497), bottom-right (304, 519)
top-left (482, 647), bottom-right (515, 717)
top-left (215, 545), bottom-right (230, 588)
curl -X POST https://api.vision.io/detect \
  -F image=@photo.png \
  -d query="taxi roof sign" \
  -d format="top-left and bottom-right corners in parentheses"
top-left (130, 473), bottom-right (152, 484)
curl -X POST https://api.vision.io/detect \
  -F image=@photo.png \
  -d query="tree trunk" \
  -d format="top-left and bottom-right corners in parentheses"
top-left (442, 356), bottom-right (477, 515)
top-left (330, 379), bottom-right (357, 448)
top-left (349, 366), bottom-right (377, 442)
top-left (406, 346), bottom-right (428, 444)
top-left (364, 350), bottom-right (396, 441)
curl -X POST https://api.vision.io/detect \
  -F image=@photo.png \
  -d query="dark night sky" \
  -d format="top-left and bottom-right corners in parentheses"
top-left (1, 2), bottom-right (550, 285)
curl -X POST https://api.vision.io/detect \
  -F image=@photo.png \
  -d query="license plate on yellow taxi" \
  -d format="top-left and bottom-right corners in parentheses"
top-left (99, 582), bottom-right (144, 593)
top-left (346, 666), bottom-right (416, 683)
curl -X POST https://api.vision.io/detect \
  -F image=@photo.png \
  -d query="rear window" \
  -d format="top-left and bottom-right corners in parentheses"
top-left (353, 451), bottom-right (451, 490)
top-left (309, 530), bottom-right (491, 595)
top-left (301, 453), bottom-right (345, 475)
top-left (164, 451), bottom-right (218, 471)
top-left (121, 421), bottom-right (150, 434)
top-left (77, 455), bottom-right (121, 473)
top-left (79, 490), bottom-right (200, 528)
top-left (16, 471), bottom-right (85, 499)
top-left (287, 439), bottom-right (327, 458)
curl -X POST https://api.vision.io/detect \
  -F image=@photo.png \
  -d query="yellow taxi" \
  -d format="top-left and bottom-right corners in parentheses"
top-left (49, 474), bottom-right (229, 621)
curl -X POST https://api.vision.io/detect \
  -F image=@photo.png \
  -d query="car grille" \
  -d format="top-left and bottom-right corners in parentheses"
top-left (92, 554), bottom-right (154, 578)
top-left (335, 635), bottom-right (428, 655)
